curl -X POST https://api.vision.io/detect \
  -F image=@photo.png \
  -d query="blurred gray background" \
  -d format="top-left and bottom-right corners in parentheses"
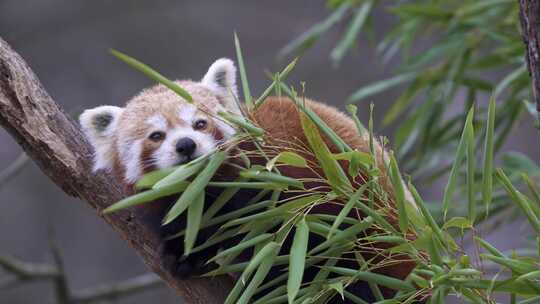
top-left (0, 1), bottom-right (537, 303)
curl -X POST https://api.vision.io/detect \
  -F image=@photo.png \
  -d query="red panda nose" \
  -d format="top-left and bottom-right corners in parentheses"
top-left (176, 137), bottom-right (197, 157)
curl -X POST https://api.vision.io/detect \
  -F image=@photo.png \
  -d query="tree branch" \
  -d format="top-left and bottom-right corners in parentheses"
top-left (0, 252), bottom-right (164, 304)
top-left (0, 37), bottom-right (233, 303)
top-left (519, 0), bottom-right (540, 120)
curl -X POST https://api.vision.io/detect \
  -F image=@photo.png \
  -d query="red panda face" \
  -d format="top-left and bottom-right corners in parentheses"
top-left (80, 58), bottom-right (239, 184)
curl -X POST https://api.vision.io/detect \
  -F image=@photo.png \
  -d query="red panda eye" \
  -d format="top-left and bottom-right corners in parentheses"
top-left (193, 119), bottom-right (207, 130)
top-left (148, 131), bottom-right (165, 142)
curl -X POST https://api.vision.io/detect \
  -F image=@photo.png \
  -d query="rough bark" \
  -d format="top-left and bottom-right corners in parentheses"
top-left (0, 37), bottom-right (233, 304)
top-left (519, 0), bottom-right (540, 119)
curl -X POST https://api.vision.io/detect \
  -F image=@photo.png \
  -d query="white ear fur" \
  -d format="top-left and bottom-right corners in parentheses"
top-left (201, 58), bottom-right (241, 115)
top-left (79, 105), bottom-right (123, 172)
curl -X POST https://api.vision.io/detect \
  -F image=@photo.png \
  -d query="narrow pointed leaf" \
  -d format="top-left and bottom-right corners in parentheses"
top-left (163, 152), bottom-right (226, 225)
top-left (287, 218), bottom-right (309, 304)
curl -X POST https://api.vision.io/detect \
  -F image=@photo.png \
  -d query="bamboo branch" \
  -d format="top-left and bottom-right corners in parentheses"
top-left (0, 36), bottom-right (233, 303)
top-left (519, 0), bottom-right (540, 120)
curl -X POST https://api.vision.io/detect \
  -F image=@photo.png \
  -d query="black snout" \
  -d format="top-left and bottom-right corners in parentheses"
top-left (176, 137), bottom-right (197, 157)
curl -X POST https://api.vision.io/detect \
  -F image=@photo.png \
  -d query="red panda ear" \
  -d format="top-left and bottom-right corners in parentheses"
top-left (79, 106), bottom-right (123, 172)
top-left (201, 58), bottom-right (241, 115)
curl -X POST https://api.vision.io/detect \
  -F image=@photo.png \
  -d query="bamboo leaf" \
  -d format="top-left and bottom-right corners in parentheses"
top-left (482, 98), bottom-right (496, 214)
top-left (163, 152), bottom-right (226, 225)
top-left (443, 217), bottom-right (473, 230)
top-left (184, 192), bottom-right (205, 255)
top-left (287, 218), bottom-right (309, 304)
top-left (153, 158), bottom-right (207, 189)
top-left (266, 151), bottom-right (307, 171)
top-left (240, 170), bottom-right (304, 189)
top-left (325, 266), bottom-right (415, 291)
top-left (346, 72), bottom-right (418, 104)
top-left (328, 184), bottom-right (368, 238)
top-left (466, 106), bottom-right (476, 223)
top-left (300, 111), bottom-right (351, 194)
top-left (234, 33), bottom-right (252, 107)
top-left (442, 107), bottom-right (474, 219)
top-left (330, 1), bottom-right (373, 65)
top-left (279, 2), bottom-right (352, 58)
top-left (496, 168), bottom-right (540, 234)
top-left (135, 167), bottom-right (177, 189)
top-left (388, 152), bottom-right (408, 233)
top-left (110, 49), bottom-right (193, 102)
top-left (103, 182), bottom-right (188, 214)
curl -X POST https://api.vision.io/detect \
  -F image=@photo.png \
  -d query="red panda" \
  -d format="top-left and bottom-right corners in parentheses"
top-left (79, 58), bottom-right (418, 303)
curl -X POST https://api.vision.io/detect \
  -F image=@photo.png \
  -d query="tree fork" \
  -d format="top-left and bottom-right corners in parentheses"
top-left (0, 37), bottom-right (233, 304)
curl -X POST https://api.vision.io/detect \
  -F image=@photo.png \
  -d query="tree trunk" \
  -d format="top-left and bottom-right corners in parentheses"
top-left (0, 37), bottom-right (233, 304)
top-left (519, 0), bottom-right (540, 119)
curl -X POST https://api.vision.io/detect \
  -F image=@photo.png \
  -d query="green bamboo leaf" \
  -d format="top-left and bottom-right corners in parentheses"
top-left (496, 169), bottom-right (540, 234)
top-left (102, 182), bottom-right (188, 214)
top-left (218, 111), bottom-right (264, 136)
top-left (300, 111), bottom-right (351, 194)
top-left (482, 98), bottom-right (496, 214)
top-left (443, 217), bottom-right (473, 230)
top-left (390, 3), bottom-right (454, 19)
top-left (184, 192), bottom-right (204, 256)
top-left (442, 107), bottom-right (474, 219)
top-left (457, 278), bottom-right (539, 295)
top-left (519, 295), bottom-right (540, 304)
top-left (466, 106), bottom-right (476, 223)
top-left (325, 266), bottom-right (415, 291)
top-left (311, 217), bottom-right (373, 254)
top-left (234, 33), bottom-right (252, 108)
top-left (153, 158), bottom-right (207, 189)
top-left (135, 167), bottom-right (177, 189)
top-left (460, 76), bottom-right (494, 91)
top-left (330, 1), bottom-right (373, 65)
top-left (354, 199), bottom-right (397, 234)
top-left (110, 49), bottom-right (193, 102)
top-left (279, 2), bottom-right (351, 58)
top-left (522, 173), bottom-right (540, 216)
top-left (201, 177), bottom-right (251, 223)
top-left (328, 281), bottom-right (345, 300)
top-left (280, 83), bottom-right (351, 152)
top-left (503, 152), bottom-right (540, 177)
top-left (346, 104), bottom-right (367, 134)
top-left (425, 227), bottom-right (442, 265)
top-left (240, 241), bottom-right (280, 285)
top-left (210, 233), bottom-right (273, 263)
top-left (163, 152), bottom-right (226, 225)
top-left (240, 170), bottom-right (304, 189)
top-left (481, 254), bottom-right (538, 274)
top-left (346, 72), bottom-right (418, 104)
top-left (328, 184), bottom-right (368, 238)
top-left (343, 290), bottom-right (370, 304)
top-left (287, 218), bottom-right (309, 304)
top-left (408, 182), bottom-right (446, 245)
top-left (516, 270), bottom-right (540, 282)
top-left (493, 65), bottom-right (527, 99)
top-left (382, 73), bottom-right (431, 126)
top-left (266, 151), bottom-right (307, 172)
top-left (207, 181), bottom-right (285, 190)
top-left (223, 195), bottom-right (322, 228)
top-left (388, 152), bottom-right (408, 233)
top-left (255, 58), bottom-right (298, 106)
top-left (474, 236), bottom-right (505, 257)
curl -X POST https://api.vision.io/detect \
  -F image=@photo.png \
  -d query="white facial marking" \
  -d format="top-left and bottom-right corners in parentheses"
top-left (146, 114), bottom-right (168, 130)
top-left (178, 104), bottom-right (197, 125)
top-left (153, 127), bottom-right (216, 169)
top-left (119, 139), bottom-right (144, 184)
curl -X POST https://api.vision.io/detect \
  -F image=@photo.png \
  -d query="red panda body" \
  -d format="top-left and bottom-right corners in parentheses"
top-left (80, 58), bottom-right (418, 303)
